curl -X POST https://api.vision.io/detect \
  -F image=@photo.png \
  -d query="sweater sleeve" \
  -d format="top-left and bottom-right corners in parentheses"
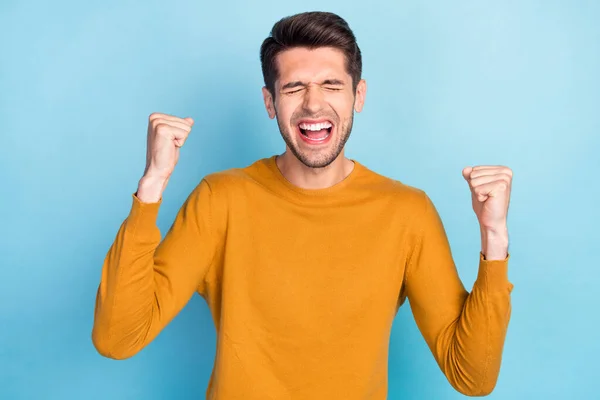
top-left (404, 192), bottom-right (513, 396)
top-left (92, 179), bottom-right (218, 360)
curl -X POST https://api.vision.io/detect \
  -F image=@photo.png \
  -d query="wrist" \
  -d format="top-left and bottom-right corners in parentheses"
top-left (480, 225), bottom-right (509, 260)
top-left (136, 175), bottom-right (168, 203)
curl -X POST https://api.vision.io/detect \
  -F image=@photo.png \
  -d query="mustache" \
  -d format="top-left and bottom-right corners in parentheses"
top-left (291, 112), bottom-right (339, 124)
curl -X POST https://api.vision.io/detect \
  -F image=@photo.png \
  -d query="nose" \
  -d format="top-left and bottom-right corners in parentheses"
top-left (302, 83), bottom-right (326, 114)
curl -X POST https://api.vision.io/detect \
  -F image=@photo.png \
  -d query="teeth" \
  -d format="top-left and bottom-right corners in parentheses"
top-left (299, 121), bottom-right (332, 131)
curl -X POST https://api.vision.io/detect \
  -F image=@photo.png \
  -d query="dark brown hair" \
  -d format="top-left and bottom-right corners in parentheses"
top-left (260, 11), bottom-right (362, 98)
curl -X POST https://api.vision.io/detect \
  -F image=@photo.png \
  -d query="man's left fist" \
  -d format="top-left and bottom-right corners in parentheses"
top-left (462, 165), bottom-right (513, 231)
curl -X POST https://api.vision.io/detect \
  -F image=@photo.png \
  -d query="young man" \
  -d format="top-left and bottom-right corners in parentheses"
top-left (92, 11), bottom-right (514, 400)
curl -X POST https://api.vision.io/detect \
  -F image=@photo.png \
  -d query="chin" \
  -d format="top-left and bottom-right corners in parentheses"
top-left (289, 144), bottom-right (343, 169)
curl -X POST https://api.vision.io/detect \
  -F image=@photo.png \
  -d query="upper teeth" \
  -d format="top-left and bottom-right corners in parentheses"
top-left (299, 122), bottom-right (332, 131)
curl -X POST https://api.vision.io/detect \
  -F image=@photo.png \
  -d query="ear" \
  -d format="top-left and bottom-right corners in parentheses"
top-left (262, 87), bottom-right (276, 119)
top-left (353, 79), bottom-right (367, 113)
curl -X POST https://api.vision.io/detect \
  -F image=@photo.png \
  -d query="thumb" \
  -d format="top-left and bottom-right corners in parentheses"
top-left (184, 117), bottom-right (194, 125)
top-left (462, 166), bottom-right (473, 181)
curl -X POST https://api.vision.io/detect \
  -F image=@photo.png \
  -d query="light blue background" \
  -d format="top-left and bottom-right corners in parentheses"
top-left (1, 0), bottom-right (598, 399)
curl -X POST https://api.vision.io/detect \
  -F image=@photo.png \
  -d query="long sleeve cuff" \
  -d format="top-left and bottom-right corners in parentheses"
top-left (128, 192), bottom-right (162, 233)
top-left (474, 251), bottom-right (514, 293)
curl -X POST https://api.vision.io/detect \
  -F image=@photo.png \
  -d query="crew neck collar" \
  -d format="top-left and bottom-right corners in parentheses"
top-left (260, 155), bottom-right (365, 205)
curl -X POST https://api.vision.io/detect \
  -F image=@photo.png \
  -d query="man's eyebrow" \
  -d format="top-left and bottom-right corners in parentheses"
top-left (322, 79), bottom-right (345, 85)
top-left (281, 81), bottom-right (306, 91)
top-left (280, 79), bottom-right (346, 91)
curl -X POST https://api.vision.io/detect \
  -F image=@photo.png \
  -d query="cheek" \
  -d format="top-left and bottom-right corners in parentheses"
top-left (328, 91), bottom-right (354, 107)
top-left (329, 96), bottom-right (354, 118)
top-left (275, 100), bottom-right (298, 122)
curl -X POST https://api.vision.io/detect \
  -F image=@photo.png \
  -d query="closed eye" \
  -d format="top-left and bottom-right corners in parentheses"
top-left (284, 88), bottom-right (304, 95)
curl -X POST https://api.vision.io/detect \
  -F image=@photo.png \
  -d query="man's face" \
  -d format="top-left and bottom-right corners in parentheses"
top-left (262, 47), bottom-right (366, 168)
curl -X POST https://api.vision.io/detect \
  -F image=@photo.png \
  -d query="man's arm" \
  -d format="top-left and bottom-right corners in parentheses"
top-left (91, 178), bottom-right (218, 360)
top-left (404, 193), bottom-right (513, 396)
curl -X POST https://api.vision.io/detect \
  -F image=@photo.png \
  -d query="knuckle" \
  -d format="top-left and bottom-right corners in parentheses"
top-left (150, 118), bottom-right (162, 129)
top-left (155, 123), bottom-right (169, 133)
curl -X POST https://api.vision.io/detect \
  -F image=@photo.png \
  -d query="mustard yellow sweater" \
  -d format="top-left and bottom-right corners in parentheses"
top-left (92, 155), bottom-right (513, 399)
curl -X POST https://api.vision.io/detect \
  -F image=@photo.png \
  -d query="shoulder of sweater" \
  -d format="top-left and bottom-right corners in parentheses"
top-left (357, 163), bottom-right (428, 207)
top-left (358, 168), bottom-right (434, 240)
top-left (195, 168), bottom-right (249, 197)
top-left (196, 159), bottom-right (265, 194)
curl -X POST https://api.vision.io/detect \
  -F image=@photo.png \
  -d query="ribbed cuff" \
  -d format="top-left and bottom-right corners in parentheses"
top-left (127, 192), bottom-right (162, 232)
top-left (475, 251), bottom-right (514, 293)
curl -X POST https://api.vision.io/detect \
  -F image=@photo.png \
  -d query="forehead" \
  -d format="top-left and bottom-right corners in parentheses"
top-left (275, 47), bottom-right (349, 85)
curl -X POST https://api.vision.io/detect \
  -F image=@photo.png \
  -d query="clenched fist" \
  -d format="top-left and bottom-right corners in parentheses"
top-left (143, 112), bottom-right (194, 180)
top-left (136, 113), bottom-right (194, 203)
top-left (462, 165), bottom-right (513, 231)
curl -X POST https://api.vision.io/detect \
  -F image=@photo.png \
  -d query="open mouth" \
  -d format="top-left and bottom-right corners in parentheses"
top-left (297, 120), bottom-right (333, 144)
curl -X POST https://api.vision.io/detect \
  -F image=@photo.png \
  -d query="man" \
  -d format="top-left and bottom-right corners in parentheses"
top-left (92, 11), bottom-right (514, 400)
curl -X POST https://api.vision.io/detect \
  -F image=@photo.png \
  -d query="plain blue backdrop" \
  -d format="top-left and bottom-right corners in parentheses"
top-left (1, 0), bottom-right (598, 399)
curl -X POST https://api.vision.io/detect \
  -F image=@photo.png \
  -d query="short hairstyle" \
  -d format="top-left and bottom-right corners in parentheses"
top-left (260, 11), bottom-right (362, 98)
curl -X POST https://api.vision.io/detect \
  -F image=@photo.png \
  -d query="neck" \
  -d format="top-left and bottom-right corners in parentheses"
top-left (276, 150), bottom-right (355, 190)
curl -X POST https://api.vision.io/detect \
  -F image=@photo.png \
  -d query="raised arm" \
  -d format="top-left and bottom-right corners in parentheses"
top-left (91, 113), bottom-right (218, 359)
top-left (404, 190), bottom-right (513, 396)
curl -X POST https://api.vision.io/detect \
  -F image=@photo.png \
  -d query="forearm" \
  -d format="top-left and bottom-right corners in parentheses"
top-left (439, 255), bottom-right (513, 396)
top-left (92, 179), bottom-right (218, 360)
top-left (92, 196), bottom-right (164, 359)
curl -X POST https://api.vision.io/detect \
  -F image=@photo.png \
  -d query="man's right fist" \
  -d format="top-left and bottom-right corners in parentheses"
top-left (143, 112), bottom-right (194, 181)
